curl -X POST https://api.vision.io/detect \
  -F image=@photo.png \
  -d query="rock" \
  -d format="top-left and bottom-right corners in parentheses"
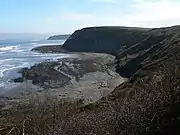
top-left (31, 45), bottom-right (68, 53)
top-left (14, 77), bottom-right (24, 83)
top-left (13, 53), bottom-right (116, 89)
top-left (62, 27), bottom-right (150, 55)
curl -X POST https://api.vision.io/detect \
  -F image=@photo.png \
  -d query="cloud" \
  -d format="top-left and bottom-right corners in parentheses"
top-left (22, 0), bottom-right (180, 33)
top-left (129, 0), bottom-right (180, 27)
top-left (59, 0), bottom-right (180, 30)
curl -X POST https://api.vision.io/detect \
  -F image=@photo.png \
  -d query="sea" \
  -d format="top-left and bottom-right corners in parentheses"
top-left (0, 36), bottom-right (69, 94)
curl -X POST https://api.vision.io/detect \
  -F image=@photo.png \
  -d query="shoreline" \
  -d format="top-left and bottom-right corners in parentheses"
top-left (31, 44), bottom-right (68, 53)
top-left (0, 49), bottom-right (126, 109)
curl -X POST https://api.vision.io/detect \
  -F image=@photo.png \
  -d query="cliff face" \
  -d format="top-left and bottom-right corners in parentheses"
top-left (116, 26), bottom-right (180, 77)
top-left (62, 27), bottom-right (150, 55)
top-left (62, 26), bottom-right (180, 78)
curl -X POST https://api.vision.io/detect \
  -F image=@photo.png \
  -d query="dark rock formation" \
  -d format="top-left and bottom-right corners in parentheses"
top-left (15, 54), bottom-right (115, 89)
top-left (62, 27), bottom-right (150, 55)
top-left (31, 45), bottom-right (68, 53)
top-left (61, 26), bottom-right (180, 78)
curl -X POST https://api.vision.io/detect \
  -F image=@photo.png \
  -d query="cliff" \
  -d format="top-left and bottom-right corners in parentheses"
top-left (61, 26), bottom-right (180, 77)
top-left (62, 27), bottom-right (150, 55)
top-left (59, 25), bottom-right (180, 134)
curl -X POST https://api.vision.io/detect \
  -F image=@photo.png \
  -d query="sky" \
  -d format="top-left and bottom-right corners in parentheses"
top-left (0, 0), bottom-right (180, 34)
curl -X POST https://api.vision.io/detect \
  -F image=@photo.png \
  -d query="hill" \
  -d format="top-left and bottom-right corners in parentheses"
top-left (62, 27), bottom-right (150, 54)
top-left (47, 34), bottom-right (71, 40)
top-left (60, 25), bottom-right (180, 134)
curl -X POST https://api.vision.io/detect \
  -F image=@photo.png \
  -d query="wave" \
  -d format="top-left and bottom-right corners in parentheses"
top-left (0, 45), bottom-right (18, 51)
top-left (0, 58), bottom-right (24, 64)
top-left (0, 62), bottom-right (28, 78)
top-left (29, 43), bottom-right (38, 45)
top-left (0, 59), bottom-right (14, 64)
top-left (32, 43), bottom-right (61, 47)
top-left (30, 39), bottom-right (40, 42)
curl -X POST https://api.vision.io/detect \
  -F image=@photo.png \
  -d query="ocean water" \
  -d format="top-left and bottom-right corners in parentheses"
top-left (0, 38), bottom-right (69, 93)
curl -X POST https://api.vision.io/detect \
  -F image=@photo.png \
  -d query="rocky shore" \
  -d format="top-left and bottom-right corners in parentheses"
top-left (31, 45), bottom-right (68, 53)
top-left (1, 52), bottom-right (126, 106)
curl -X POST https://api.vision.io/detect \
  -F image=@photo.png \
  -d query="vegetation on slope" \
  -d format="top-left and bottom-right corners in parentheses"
top-left (1, 62), bottom-right (180, 135)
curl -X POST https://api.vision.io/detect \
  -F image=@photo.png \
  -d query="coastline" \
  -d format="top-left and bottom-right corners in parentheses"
top-left (31, 44), bottom-right (68, 53)
top-left (1, 49), bottom-right (126, 109)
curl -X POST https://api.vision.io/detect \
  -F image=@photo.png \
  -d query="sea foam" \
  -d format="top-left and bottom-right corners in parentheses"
top-left (0, 45), bottom-right (18, 51)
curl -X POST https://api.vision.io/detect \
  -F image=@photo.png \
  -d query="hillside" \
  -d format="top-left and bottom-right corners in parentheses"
top-left (61, 25), bottom-right (180, 134)
top-left (61, 26), bottom-right (180, 77)
top-left (62, 27), bottom-right (150, 55)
